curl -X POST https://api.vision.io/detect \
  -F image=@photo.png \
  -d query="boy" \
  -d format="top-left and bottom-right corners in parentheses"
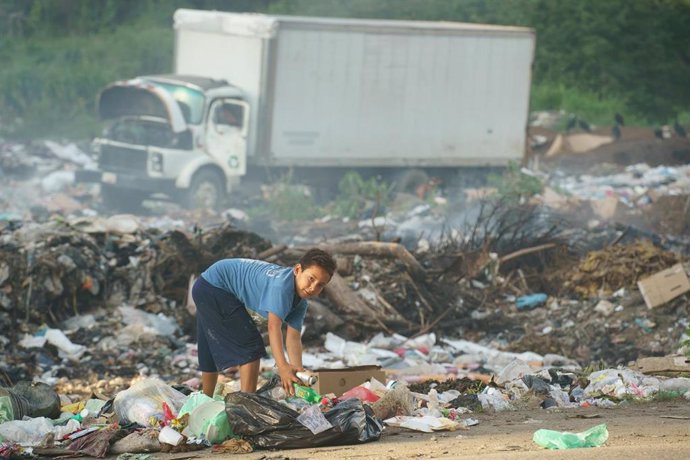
top-left (192, 248), bottom-right (336, 397)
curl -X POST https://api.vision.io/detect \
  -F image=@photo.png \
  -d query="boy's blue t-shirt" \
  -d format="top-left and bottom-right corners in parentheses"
top-left (201, 258), bottom-right (308, 330)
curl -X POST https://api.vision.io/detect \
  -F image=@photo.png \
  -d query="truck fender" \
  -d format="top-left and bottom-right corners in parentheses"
top-left (175, 157), bottom-right (228, 191)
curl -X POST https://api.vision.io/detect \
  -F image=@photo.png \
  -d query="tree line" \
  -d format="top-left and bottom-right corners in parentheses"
top-left (0, 0), bottom-right (688, 138)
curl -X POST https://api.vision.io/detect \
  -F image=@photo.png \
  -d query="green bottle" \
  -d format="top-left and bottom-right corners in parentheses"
top-left (533, 423), bottom-right (608, 449)
top-left (293, 384), bottom-right (321, 404)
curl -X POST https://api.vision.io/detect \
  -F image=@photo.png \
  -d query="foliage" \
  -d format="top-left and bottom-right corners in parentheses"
top-left (0, 21), bottom-right (172, 139)
top-left (486, 162), bottom-right (543, 203)
top-left (331, 171), bottom-right (392, 219)
top-left (527, 0), bottom-right (690, 123)
top-left (249, 172), bottom-right (321, 222)
top-left (531, 83), bottom-right (646, 128)
top-left (0, 0), bottom-right (268, 138)
top-left (0, 0), bottom-right (689, 138)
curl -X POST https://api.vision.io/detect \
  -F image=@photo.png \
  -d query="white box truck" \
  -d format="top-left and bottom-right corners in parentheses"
top-left (80, 10), bottom-right (535, 210)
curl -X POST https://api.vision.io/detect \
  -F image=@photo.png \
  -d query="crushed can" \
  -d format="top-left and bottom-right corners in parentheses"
top-left (296, 371), bottom-right (318, 387)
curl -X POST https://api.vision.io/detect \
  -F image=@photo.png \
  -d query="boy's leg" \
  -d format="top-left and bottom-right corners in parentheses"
top-left (193, 276), bottom-right (267, 393)
top-left (202, 371), bottom-right (219, 397)
top-left (239, 359), bottom-right (260, 392)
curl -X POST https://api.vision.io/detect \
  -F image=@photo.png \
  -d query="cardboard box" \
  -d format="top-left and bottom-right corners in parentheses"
top-left (637, 264), bottom-right (690, 309)
top-left (312, 365), bottom-right (386, 396)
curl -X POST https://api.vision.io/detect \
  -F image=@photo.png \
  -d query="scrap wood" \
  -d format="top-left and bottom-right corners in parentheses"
top-left (498, 243), bottom-right (558, 265)
top-left (401, 271), bottom-right (434, 314)
top-left (257, 244), bottom-right (287, 260)
top-left (323, 272), bottom-right (387, 323)
top-left (310, 241), bottom-right (426, 280)
top-left (437, 245), bottom-right (493, 281)
top-left (374, 290), bottom-right (415, 328)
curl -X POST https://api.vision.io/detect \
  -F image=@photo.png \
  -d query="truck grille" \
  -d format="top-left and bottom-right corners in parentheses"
top-left (99, 144), bottom-right (147, 172)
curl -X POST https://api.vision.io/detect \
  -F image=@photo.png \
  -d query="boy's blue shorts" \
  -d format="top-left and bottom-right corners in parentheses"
top-left (192, 276), bottom-right (267, 372)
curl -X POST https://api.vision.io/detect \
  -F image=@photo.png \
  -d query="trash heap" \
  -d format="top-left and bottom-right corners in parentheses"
top-left (1, 138), bottom-right (690, 455)
top-left (2, 205), bottom-right (689, 381)
top-left (2, 330), bottom-right (690, 456)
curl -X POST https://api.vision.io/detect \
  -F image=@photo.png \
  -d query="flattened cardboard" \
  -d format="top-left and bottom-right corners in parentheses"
top-left (633, 356), bottom-right (690, 374)
top-left (312, 365), bottom-right (386, 396)
top-left (637, 264), bottom-right (690, 309)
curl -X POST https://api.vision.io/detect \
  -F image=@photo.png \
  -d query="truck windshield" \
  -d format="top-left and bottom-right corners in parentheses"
top-left (152, 82), bottom-right (205, 125)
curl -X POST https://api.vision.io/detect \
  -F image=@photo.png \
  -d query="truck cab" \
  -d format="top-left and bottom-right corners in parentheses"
top-left (80, 74), bottom-right (250, 210)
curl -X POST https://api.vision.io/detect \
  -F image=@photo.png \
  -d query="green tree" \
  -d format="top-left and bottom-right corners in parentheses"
top-left (528, 0), bottom-right (690, 121)
top-left (1, 0), bottom-right (689, 138)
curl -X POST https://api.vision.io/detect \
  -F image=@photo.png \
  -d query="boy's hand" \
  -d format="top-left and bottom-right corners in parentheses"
top-left (278, 363), bottom-right (304, 395)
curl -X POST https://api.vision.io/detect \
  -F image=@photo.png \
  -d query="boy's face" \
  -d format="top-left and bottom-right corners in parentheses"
top-left (293, 263), bottom-right (332, 299)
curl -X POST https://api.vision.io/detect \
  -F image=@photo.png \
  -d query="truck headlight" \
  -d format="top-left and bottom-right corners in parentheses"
top-left (151, 152), bottom-right (164, 172)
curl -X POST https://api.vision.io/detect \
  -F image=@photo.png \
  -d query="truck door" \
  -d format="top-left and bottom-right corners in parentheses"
top-left (206, 99), bottom-right (249, 177)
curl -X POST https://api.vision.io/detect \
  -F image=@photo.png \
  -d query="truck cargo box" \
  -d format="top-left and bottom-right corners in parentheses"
top-left (174, 10), bottom-right (535, 168)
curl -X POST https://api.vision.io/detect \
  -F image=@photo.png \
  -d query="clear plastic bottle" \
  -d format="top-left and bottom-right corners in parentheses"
top-left (533, 423), bottom-right (608, 449)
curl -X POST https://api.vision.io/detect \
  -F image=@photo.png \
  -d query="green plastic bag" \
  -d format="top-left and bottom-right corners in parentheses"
top-left (533, 423), bottom-right (608, 449)
top-left (178, 392), bottom-right (234, 443)
top-left (0, 395), bottom-right (13, 424)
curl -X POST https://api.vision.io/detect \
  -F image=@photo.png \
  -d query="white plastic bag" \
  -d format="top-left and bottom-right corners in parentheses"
top-left (0, 417), bottom-right (80, 446)
top-left (113, 378), bottom-right (187, 427)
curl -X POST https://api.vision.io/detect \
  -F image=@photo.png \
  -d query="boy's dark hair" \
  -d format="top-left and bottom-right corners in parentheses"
top-left (299, 248), bottom-right (336, 277)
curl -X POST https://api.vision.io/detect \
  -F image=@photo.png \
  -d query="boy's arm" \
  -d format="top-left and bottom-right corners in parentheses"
top-left (268, 312), bottom-right (301, 394)
top-left (285, 325), bottom-right (303, 368)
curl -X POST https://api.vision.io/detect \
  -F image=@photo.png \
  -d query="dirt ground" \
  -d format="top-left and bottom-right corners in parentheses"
top-left (165, 400), bottom-right (690, 460)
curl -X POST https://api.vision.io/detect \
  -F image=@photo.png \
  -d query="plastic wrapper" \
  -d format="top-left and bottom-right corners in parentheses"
top-left (533, 423), bottom-right (608, 449)
top-left (113, 378), bottom-right (187, 427)
top-left (225, 392), bottom-right (383, 449)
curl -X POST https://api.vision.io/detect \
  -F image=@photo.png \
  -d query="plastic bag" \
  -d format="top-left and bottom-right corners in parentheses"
top-left (0, 417), bottom-right (81, 446)
top-left (341, 386), bottom-right (380, 403)
top-left (179, 392), bottom-right (234, 443)
top-left (0, 382), bottom-right (61, 422)
top-left (225, 392), bottom-right (383, 449)
top-left (113, 378), bottom-right (187, 427)
top-left (533, 423), bottom-right (608, 449)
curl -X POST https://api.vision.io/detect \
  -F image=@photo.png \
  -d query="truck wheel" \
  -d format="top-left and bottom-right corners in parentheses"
top-left (394, 169), bottom-right (429, 195)
top-left (100, 184), bottom-right (145, 213)
top-left (184, 169), bottom-right (226, 210)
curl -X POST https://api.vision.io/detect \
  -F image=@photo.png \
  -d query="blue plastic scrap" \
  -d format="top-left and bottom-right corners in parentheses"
top-left (515, 293), bottom-right (548, 311)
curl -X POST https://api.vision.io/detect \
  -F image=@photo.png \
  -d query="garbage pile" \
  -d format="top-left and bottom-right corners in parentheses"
top-left (1, 137), bottom-right (690, 455)
top-left (1, 204), bottom-right (689, 383)
top-left (2, 330), bottom-right (690, 455)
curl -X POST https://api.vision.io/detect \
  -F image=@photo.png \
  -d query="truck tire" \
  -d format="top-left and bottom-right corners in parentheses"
top-left (183, 169), bottom-right (226, 210)
top-left (394, 169), bottom-right (429, 195)
top-left (100, 184), bottom-right (146, 213)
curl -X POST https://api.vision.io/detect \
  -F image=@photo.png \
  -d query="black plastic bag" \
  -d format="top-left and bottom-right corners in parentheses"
top-left (0, 381), bottom-right (61, 420)
top-left (225, 392), bottom-right (383, 449)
